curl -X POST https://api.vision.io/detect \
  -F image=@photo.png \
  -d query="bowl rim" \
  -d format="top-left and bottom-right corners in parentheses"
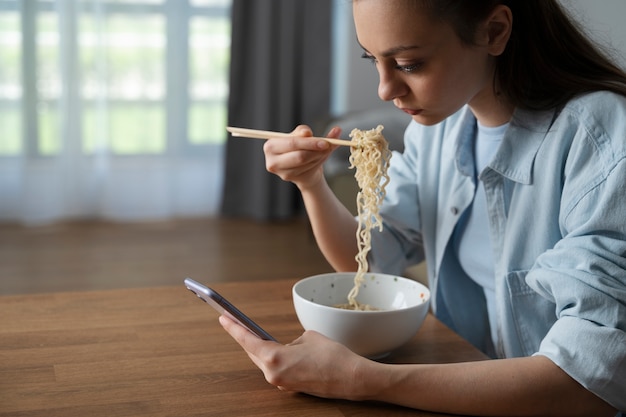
top-left (292, 271), bottom-right (430, 314)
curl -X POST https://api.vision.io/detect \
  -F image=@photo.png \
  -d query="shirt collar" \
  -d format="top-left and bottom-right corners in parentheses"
top-left (455, 106), bottom-right (558, 185)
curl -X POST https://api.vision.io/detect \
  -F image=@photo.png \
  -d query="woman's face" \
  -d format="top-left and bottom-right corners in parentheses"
top-left (353, 0), bottom-right (497, 126)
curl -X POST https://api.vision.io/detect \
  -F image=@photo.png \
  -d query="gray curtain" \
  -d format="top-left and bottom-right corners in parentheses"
top-left (220, 0), bottom-right (332, 221)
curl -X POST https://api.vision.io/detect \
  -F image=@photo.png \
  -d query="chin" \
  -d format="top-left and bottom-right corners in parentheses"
top-left (412, 114), bottom-right (447, 126)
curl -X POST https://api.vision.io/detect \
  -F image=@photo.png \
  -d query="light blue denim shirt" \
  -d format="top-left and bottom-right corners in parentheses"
top-left (368, 91), bottom-right (626, 411)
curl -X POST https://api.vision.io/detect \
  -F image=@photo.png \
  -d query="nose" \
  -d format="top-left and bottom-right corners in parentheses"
top-left (377, 69), bottom-right (408, 102)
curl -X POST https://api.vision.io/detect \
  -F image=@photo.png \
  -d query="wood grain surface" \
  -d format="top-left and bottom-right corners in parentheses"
top-left (0, 279), bottom-right (487, 416)
top-left (0, 218), bottom-right (331, 295)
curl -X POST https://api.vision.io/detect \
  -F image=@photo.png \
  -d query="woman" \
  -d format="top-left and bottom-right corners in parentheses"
top-left (221, 1), bottom-right (626, 415)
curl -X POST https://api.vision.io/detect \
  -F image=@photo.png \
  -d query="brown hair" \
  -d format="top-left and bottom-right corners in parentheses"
top-left (417, 0), bottom-right (626, 111)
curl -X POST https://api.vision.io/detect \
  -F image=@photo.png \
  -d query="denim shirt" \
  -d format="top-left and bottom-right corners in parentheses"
top-left (368, 91), bottom-right (626, 411)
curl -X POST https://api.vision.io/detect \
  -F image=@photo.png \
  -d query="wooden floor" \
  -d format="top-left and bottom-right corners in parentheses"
top-left (0, 217), bottom-right (332, 295)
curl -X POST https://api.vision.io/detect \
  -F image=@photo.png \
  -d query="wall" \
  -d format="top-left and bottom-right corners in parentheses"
top-left (332, 0), bottom-right (626, 114)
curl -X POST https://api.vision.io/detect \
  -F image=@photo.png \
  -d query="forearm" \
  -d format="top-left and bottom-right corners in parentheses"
top-left (358, 356), bottom-right (616, 417)
top-left (300, 180), bottom-right (359, 272)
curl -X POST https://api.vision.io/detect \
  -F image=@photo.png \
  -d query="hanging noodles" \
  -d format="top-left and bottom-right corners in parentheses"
top-left (336, 125), bottom-right (392, 311)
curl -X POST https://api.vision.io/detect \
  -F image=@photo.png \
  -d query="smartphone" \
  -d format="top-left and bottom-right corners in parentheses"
top-left (184, 278), bottom-right (277, 342)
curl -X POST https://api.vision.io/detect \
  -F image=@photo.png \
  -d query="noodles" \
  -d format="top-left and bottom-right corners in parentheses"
top-left (341, 125), bottom-right (392, 310)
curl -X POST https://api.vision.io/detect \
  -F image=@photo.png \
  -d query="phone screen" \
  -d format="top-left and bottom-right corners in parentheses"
top-left (184, 278), bottom-right (277, 342)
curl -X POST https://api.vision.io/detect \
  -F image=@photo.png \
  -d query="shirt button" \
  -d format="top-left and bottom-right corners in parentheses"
top-left (451, 207), bottom-right (459, 215)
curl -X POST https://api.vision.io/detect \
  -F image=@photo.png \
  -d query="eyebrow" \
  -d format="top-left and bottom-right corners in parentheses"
top-left (357, 39), bottom-right (421, 58)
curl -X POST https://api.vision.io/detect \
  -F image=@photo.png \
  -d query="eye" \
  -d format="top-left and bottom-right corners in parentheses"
top-left (395, 62), bottom-right (423, 73)
top-left (360, 52), bottom-right (377, 65)
top-left (361, 51), bottom-right (423, 74)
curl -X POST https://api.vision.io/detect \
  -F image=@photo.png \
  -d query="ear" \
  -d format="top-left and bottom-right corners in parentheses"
top-left (482, 5), bottom-right (513, 57)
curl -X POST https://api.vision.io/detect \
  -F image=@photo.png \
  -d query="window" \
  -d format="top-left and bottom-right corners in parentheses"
top-left (0, 4), bottom-right (22, 156)
top-left (188, 2), bottom-right (231, 146)
top-left (0, 0), bottom-right (231, 157)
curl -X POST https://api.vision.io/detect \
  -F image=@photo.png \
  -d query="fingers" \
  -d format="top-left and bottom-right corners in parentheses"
top-left (263, 143), bottom-right (329, 184)
top-left (291, 124), bottom-right (313, 136)
top-left (326, 126), bottom-right (342, 139)
top-left (219, 315), bottom-right (272, 368)
top-left (291, 124), bottom-right (342, 139)
top-left (262, 124), bottom-right (343, 188)
top-left (219, 314), bottom-right (266, 349)
top-left (220, 316), bottom-right (362, 398)
top-left (219, 314), bottom-right (288, 384)
top-left (265, 125), bottom-right (342, 153)
top-left (286, 329), bottom-right (324, 346)
top-left (264, 136), bottom-right (329, 154)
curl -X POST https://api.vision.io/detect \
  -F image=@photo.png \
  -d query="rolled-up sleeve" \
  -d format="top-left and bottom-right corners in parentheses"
top-left (528, 157), bottom-right (626, 411)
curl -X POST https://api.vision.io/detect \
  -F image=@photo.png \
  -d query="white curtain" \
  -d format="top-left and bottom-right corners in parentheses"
top-left (0, 0), bottom-right (229, 225)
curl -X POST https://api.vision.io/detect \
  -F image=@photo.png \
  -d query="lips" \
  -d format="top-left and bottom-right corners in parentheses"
top-left (400, 108), bottom-right (422, 116)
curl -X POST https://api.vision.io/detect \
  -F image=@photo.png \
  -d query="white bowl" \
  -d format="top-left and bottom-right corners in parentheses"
top-left (292, 272), bottom-right (430, 358)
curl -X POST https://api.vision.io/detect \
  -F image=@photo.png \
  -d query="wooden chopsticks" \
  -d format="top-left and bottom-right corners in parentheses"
top-left (226, 126), bottom-right (354, 147)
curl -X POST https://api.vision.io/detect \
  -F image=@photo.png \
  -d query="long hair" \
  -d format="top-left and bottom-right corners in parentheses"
top-left (419, 0), bottom-right (626, 111)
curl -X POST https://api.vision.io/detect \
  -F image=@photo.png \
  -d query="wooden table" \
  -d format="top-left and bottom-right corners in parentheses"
top-left (0, 279), bottom-right (488, 416)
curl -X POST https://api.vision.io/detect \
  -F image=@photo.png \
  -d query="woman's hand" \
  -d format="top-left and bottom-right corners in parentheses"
top-left (220, 314), bottom-right (617, 416)
top-left (263, 124), bottom-right (360, 272)
top-left (263, 125), bottom-right (342, 192)
top-left (219, 314), bottom-right (372, 400)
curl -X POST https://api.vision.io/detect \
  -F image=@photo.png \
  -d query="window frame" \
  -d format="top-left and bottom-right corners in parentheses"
top-left (0, 0), bottom-right (231, 159)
